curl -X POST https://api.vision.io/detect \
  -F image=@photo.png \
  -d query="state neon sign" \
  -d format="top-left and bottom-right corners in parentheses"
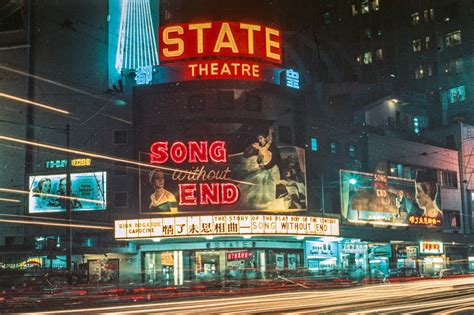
top-left (158, 21), bottom-right (282, 81)
top-left (149, 140), bottom-right (239, 207)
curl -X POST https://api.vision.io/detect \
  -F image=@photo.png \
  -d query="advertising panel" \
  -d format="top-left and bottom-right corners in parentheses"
top-left (28, 172), bottom-right (107, 213)
top-left (140, 141), bottom-right (307, 214)
top-left (340, 170), bottom-right (442, 227)
top-left (114, 215), bottom-right (340, 239)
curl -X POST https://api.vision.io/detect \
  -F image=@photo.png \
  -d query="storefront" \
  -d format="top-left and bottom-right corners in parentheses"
top-left (367, 243), bottom-right (391, 277)
top-left (419, 241), bottom-right (446, 275)
top-left (339, 240), bottom-right (368, 279)
top-left (115, 215), bottom-right (339, 285)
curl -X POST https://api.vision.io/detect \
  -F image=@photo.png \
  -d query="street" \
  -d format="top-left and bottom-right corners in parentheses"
top-left (42, 277), bottom-right (474, 314)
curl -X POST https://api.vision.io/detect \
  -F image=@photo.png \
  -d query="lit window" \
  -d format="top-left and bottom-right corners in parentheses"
top-left (415, 65), bottom-right (424, 79)
top-left (361, 0), bottom-right (369, 14)
top-left (363, 51), bottom-right (372, 64)
top-left (371, 0), bottom-right (379, 11)
top-left (445, 58), bottom-right (463, 74)
top-left (330, 142), bottom-right (337, 154)
top-left (348, 145), bottom-right (356, 158)
top-left (375, 48), bottom-right (383, 60)
top-left (365, 27), bottom-right (371, 38)
top-left (352, 4), bottom-right (359, 16)
top-left (412, 39), bottom-right (422, 52)
top-left (448, 85), bottom-right (466, 104)
top-left (356, 55), bottom-right (362, 64)
top-left (445, 30), bottom-right (461, 47)
top-left (311, 138), bottom-right (318, 151)
top-left (425, 36), bottom-right (430, 50)
top-left (427, 64), bottom-right (433, 76)
top-left (423, 9), bottom-right (429, 22)
top-left (429, 9), bottom-right (435, 21)
top-left (411, 13), bottom-right (420, 25)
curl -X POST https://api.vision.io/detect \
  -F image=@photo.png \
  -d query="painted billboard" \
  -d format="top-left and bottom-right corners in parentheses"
top-left (28, 172), bottom-right (107, 213)
top-left (340, 170), bottom-right (442, 227)
top-left (140, 130), bottom-right (307, 214)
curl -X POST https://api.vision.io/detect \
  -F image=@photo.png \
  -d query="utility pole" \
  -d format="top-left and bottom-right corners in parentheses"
top-left (65, 124), bottom-right (72, 284)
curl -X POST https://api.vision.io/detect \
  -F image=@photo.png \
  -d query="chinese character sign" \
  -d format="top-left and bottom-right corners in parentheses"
top-left (114, 215), bottom-right (340, 239)
top-left (135, 65), bottom-right (153, 85)
top-left (286, 69), bottom-right (300, 89)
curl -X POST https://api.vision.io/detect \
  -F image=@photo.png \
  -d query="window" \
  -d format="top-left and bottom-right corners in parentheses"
top-left (81, 236), bottom-right (98, 247)
top-left (363, 51), bottom-right (372, 64)
top-left (278, 126), bottom-right (292, 144)
top-left (426, 64), bottom-right (433, 77)
top-left (114, 192), bottom-right (128, 207)
top-left (423, 9), bottom-right (434, 22)
top-left (444, 210), bottom-right (461, 229)
top-left (217, 90), bottom-right (235, 110)
top-left (361, 0), bottom-right (369, 14)
top-left (311, 138), bottom-right (318, 151)
top-left (437, 170), bottom-right (458, 188)
top-left (413, 117), bottom-right (420, 134)
top-left (448, 85), bottom-right (466, 104)
top-left (330, 142), bottom-right (337, 154)
top-left (411, 12), bottom-right (420, 25)
top-left (415, 65), bottom-right (424, 79)
top-left (351, 4), bottom-right (359, 16)
top-left (424, 36), bottom-right (430, 50)
top-left (323, 12), bottom-right (331, 24)
top-left (113, 130), bottom-right (128, 145)
top-left (348, 145), bottom-right (356, 158)
top-left (412, 39), bottom-right (422, 52)
top-left (364, 27), bottom-right (371, 39)
top-left (370, 0), bottom-right (379, 11)
top-left (35, 236), bottom-right (62, 250)
top-left (356, 55), bottom-right (362, 64)
top-left (246, 94), bottom-right (262, 112)
top-left (445, 58), bottom-right (463, 74)
top-left (375, 49), bottom-right (383, 60)
top-left (188, 94), bottom-right (205, 112)
top-left (445, 30), bottom-right (461, 47)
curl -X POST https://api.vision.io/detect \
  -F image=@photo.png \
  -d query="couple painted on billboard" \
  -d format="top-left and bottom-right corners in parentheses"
top-left (31, 177), bottom-right (82, 210)
top-left (344, 169), bottom-right (442, 224)
top-left (237, 126), bottom-right (306, 210)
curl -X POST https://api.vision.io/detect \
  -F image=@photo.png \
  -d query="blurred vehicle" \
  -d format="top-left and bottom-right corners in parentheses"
top-left (383, 267), bottom-right (424, 283)
top-left (434, 269), bottom-right (465, 279)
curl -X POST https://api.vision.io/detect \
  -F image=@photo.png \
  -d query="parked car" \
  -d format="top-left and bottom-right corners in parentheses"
top-left (383, 267), bottom-right (424, 283)
top-left (434, 269), bottom-right (465, 279)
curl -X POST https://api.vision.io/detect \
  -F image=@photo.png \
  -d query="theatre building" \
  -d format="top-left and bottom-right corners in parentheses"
top-left (109, 16), bottom-right (342, 285)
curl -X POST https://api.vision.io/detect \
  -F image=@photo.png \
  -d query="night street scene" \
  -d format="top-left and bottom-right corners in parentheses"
top-left (0, 0), bottom-right (473, 313)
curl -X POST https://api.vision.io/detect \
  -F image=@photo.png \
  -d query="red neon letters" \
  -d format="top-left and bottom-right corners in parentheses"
top-left (150, 141), bottom-right (227, 164)
top-left (150, 140), bottom-right (239, 207)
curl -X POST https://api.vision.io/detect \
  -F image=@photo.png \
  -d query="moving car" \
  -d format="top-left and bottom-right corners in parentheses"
top-left (383, 267), bottom-right (424, 283)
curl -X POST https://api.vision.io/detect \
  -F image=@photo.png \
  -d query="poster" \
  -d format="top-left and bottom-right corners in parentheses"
top-left (140, 144), bottom-right (307, 214)
top-left (88, 259), bottom-right (119, 284)
top-left (275, 254), bottom-right (285, 270)
top-left (28, 172), bottom-right (107, 213)
top-left (340, 170), bottom-right (442, 226)
top-left (288, 253), bottom-right (297, 270)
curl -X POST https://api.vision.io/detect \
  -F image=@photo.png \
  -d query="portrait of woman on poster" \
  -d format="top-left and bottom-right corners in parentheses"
top-left (31, 177), bottom-right (56, 209)
top-left (148, 169), bottom-right (177, 213)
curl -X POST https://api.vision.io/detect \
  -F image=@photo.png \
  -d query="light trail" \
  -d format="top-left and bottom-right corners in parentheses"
top-left (0, 188), bottom-right (106, 205)
top-left (0, 135), bottom-right (256, 186)
top-left (0, 218), bottom-right (113, 230)
top-left (0, 92), bottom-right (70, 115)
top-left (0, 213), bottom-right (104, 225)
top-left (0, 197), bottom-right (21, 203)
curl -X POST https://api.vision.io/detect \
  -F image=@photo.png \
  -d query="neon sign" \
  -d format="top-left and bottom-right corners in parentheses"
top-left (419, 241), bottom-right (443, 254)
top-left (159, 22), bottom-right (282, 64)
top-left (45, 158), bottom-right (92, 169)
top-left (227, 251), bottom-right (253, 260)
top-left (149, 140), bottom-right (239, 207)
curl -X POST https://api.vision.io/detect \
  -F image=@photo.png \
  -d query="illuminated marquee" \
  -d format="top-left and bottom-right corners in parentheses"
top-left (159, 21), bottom-right (282, 81)
top-left (420, 241), bottom-right (443, 254)
top-left (150, 140), bottom-right (239, 207)
top-left (114, 215), bottom-right (340, 239)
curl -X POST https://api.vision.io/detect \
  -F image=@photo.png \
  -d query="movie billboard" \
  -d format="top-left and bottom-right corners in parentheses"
top-left (139, 138), bottom-right (307, 215)
top-left (340, 170), bottom-right (442, 227)
top-left (28, 172), bottom-right (107, 213)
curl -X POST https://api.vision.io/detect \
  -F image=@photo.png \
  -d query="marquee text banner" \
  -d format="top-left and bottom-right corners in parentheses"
top-left (115, 215), bottom-right (339, 239)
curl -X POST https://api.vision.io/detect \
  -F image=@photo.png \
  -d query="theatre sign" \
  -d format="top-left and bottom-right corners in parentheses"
top-left (158, 21), bottom-right (283, 83)
top-left (115, 215), bottom-right (339, 240)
